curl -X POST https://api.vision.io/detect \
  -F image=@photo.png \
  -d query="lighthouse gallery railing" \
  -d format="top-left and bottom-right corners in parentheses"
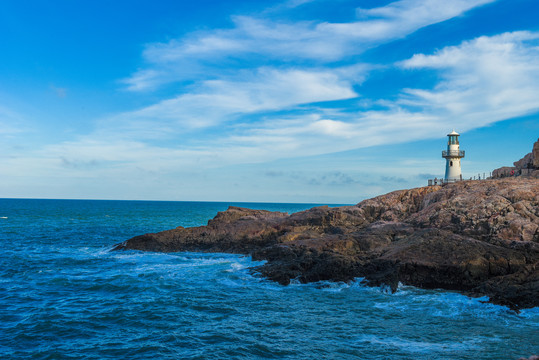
top-left (442, 150), bottom-right (465, 158)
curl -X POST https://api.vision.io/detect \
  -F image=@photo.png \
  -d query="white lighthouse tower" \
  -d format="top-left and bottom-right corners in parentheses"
top-left (442, 130), bottom-right (465, 182)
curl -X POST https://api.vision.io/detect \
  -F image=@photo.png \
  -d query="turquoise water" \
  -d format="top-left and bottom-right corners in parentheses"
top-left (0, 199), bottom-right (537, 359)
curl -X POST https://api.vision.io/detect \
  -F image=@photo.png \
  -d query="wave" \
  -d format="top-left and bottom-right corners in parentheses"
top-left (354, 334), bottom-right (483, 353)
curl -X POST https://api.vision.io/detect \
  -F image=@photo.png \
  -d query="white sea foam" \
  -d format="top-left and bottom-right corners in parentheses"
top-left (109, 251), bottom-right (264, 282)
top-left (226, 262), bottom-right (248, 272)
top-left (310, 281), bottom-right (351, 292)
top-left (0, 216), bottom-right (7, 219)
top-left (518, 307), bottom-right (539, 320)
top-left (355, 334), bottom-right (481, 353)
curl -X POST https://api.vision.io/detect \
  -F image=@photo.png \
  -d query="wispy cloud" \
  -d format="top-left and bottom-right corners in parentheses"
top-left (6, 0), bottom-right (538, 202)
top-left (111, 0), bottom-right (499, 159)
top-left (220, 31), bottom-right (539, 160)
top-left (330, 0), bottom-right (493, 40)
top-left (123, 0), bottom-right (494, 91)
top-left (399, 31), bottom-right (539, 129)
top-left (113, 66), bottom-right (361, 136)
top-left (50, 85), bottom-right (67, 98)
top-left (76, 29), bottom-right (539, 175)
top-left (36, 27), bottom-right (539, 184)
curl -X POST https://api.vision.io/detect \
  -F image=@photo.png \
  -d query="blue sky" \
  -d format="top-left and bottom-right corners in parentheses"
top-left (1, 0), bottom-right (538, 203)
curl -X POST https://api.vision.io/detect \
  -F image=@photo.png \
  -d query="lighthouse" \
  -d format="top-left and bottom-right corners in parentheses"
top-left (442, 130), bottom-right (465, 182)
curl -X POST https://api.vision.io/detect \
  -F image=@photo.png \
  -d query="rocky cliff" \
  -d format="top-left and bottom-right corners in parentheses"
top-left (115, 177), bottom-right (539, 310)
top-left (493, 138), bottom-right (539, 178)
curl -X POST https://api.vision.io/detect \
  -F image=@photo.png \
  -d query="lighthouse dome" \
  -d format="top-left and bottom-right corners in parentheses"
top-left (447, 130), bottom-right (460, 136)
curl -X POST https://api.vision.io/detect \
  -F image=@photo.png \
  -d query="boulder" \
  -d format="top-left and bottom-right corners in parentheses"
top-left (514, 152), bottom-right (533, 170)
top-left (492, 166), bottom-right (516, 178)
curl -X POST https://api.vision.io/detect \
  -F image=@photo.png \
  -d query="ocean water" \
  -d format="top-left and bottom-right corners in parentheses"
top-left (0, 199), bottom-right (537, 360)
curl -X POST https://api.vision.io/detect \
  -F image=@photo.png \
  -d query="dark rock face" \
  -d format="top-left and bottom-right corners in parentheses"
top-left (114, 178), bottom-right (539, 310)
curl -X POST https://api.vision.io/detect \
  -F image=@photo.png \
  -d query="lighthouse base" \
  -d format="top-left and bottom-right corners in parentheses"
top-left (428, 177), bottom-right (463, 186)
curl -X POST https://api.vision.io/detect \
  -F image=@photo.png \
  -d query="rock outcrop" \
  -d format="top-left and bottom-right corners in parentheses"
top-left (114, 177), bottom-right (539, 310)
top-left (493, 138), bottom-right (539, 178)
top-left (533, 140), bottom-right (539, 168)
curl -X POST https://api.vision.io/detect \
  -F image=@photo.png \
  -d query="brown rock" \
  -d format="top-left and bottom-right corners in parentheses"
top-left (533, 138), bottom-right (539, 168)
top-left (114, 177), bottom-right (539, 310)
top-left (514, 152), bottom-right (533, 170)
top-left (494, 138), bottom-right (539, 177)
top-left (492, 166), bottom-right (516, 178)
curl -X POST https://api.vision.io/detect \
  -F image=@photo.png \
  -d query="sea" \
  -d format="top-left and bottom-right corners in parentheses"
top-left (0, 198), bottom-right (537, 360)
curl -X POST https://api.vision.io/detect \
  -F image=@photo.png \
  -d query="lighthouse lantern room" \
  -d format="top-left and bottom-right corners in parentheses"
top-left (442, 130), bottom-right (465, 182)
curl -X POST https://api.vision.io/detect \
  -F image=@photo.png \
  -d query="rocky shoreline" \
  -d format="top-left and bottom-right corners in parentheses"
top-left (114, 177), bottom-right (538, 310)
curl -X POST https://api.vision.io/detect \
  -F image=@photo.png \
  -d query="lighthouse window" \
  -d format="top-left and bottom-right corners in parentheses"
top-left (450, 161), bottom-right (453, 167)
top-left (448, 135), bottom-right (459, 145)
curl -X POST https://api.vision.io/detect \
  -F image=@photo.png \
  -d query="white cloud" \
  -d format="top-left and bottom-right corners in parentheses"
top-left (115, 0), bottom-right (497, 144)
top-left (45, 30), bottom-right (539, 178)
top-left (112, 0), bottom-right (502, 168)
top-left (357, 0), bottom-right (491, 24)
top-left (53, 29), bottom-right (539, 179)
top-left (113, 67), bottom-right (359, 136)
top-left (123, 69), bottom-right (163, 92)
top-left (124, 0), bottom-right (494, 91)
top-left (399, 31), bottom-right (539, 130)
top-left (330, 0), bottom-right (493, 40)
top-left (150, 30), bottom-right (539, 164)
top-left (283, 0), bottom-right (317, 8)
top-left (8, 0), bottom-right (538, 202)
top-left (220, 109), bottom-right (442, 160)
